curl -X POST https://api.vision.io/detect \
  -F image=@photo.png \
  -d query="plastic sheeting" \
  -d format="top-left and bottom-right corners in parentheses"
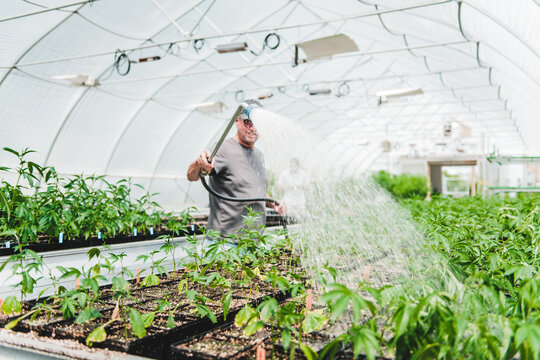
top-left (0, 0), bottom-right (538, 209)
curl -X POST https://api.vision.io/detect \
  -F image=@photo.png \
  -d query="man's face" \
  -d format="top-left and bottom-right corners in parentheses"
top-left (235, 116), bottom-right (258, 148)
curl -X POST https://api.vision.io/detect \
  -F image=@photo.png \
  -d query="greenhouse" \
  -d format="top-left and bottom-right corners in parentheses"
top-left (0, 0), bottom-right (539, 359)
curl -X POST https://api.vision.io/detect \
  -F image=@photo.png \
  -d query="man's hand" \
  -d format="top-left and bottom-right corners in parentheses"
top-left (274, 201), bottom-right (286, 216)
top-left (187, 149), bottom-right (214, 181)
top-left (197, 149), bottom-right (214, 174)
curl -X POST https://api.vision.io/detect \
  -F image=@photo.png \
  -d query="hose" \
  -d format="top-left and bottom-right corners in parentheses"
top-left (200, 174), bottom-right (288, 233)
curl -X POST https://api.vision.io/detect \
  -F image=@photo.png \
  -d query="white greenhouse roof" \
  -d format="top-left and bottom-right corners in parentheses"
top-left (1, 0), bottom-right (539, 209)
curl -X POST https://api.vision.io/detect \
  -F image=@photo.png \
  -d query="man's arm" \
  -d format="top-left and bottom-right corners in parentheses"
top-left (187, 149), bottom-right (214, 181)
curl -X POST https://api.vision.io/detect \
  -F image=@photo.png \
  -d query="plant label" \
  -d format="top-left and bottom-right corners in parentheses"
top-left (59, 232), bottom-right (63, 244)
top-left (150, 227), bottom-right (154, 235)
top-left (5, 241), bottom-right (9, 249)
top-left (256, 345), bottom-right (266, 360)
top-left (97, 232), bottom-right (102, 240)
top-left (363, 265), bottom-right (370, 282)
top-left (133, 228), bottom-right (138, 236)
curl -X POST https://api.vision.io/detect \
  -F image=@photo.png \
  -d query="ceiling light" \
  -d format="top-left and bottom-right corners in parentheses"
top-left (293, 34), bottom-right (358, 66)
top-left (376, 87), bottom-right (423, 99)
top-left (309, 89), bottom-right (331, 96)
top-left (137, 56), bottom-right (161, 63)
top-left (52, 74), bottom-right (100, 87)
top-left (257, 92), bottom-right (273, 100)
top-left (186, 101), bottom-right (225, 114)
top-left (216, 42), bottom-right (248, 53)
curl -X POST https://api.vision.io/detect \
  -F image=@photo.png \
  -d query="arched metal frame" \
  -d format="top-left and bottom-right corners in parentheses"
top-left (0, 0), bottom-right (537, 198)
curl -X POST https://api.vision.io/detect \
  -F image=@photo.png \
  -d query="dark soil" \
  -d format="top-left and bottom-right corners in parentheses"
top-left (4, 247), bottom-right (297, 359)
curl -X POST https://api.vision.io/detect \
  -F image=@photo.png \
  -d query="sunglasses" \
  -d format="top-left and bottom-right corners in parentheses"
top-left (242, 118), bottom-right (253, 126)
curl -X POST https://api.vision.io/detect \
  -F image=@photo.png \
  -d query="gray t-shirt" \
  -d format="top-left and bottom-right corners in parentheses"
top-left (207, 138), bottom-right (268, 237)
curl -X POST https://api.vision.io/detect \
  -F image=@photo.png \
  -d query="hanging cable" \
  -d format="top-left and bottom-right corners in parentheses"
top-left (336, 82), bottom-right (351, 97)
top-left (114, 50), bottom-right (131, 76)
top-left (248, 33), bottom-right (281, 56)
top-left (193, 39), bottom-right (205, 52)
top-left (263, 33), bottom-right (281, 50)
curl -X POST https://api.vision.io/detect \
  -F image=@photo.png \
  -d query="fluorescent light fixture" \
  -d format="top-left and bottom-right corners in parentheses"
top-left (216, 42), bottom-right (248, 53)
top-left (137, 56), bottom-right (161, 63)
top-left (257, 92), bottom-right (273, 100)
top-left (186, 101), bottom-right (225, 114)
top-left (381, 140), bottom-right (392, 153)
top-left (309, 89), bottom-right (331, 96)
top-left (293, 34), bottom-right (358, 66)
top-left (52, 74), bottom-right (100, 87)
top-left (376, 87), bottom-right (423, 99)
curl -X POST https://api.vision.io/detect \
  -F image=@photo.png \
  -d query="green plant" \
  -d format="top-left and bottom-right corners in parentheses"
top-left (373, 170), bottom-right (428, 199)
top-left (136, 250), bottom-right (167, 287)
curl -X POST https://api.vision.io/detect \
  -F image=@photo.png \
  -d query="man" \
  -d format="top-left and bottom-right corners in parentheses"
top-left (187, 99), bottom-right (283, 238)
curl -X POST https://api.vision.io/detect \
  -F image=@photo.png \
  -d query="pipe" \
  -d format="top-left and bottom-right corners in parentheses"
top-left (208, 105), bottom-right (243, 164)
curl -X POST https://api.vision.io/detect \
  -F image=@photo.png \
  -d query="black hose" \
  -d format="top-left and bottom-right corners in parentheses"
top-left (200, 174), bottom-right (288, 233)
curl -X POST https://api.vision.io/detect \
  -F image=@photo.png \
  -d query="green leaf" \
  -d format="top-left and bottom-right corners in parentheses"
top-left (515, 325), bottom-right (527, 347)
top-left (166, 315), bottom-right (175, 329)
top-left (75, 308), bottom-right (102, 324)
top-left (411, 343), bottom-right (440, 360)
top-left (303, 310), bottom-right (329, 334)
top-left (196, 304), bottom-right (217, 323)
top-left (5, 316), bottom-right (23, 330)
top-left (392, 303), bottom-right (412, 339)
top-left (244, 320), bottom-right (264, 336)
top-left (177, 279), bottom-right (187, 293)
top-left (299, 342), bottom-right (319, 360)
top-left (141, 312), bottom-right (155, 328)
top-left (243, 267), bottom-right (255, 279)
top-left (111, 277), bottom-right (130, 292)
top-left (83, 278), bottom-right (100, 295)
top-left (235, 305), bottom-right (255, 328)
top-left (86, 326), bottom-right (107, 346)
top-left (221, 290), bottom-right (232, 321)
top-left (259, 298), bottom-right (278, 323)
top-left (129, 308), bottom-right (146, 339)
top-left (0, 191), bottom-right (10, 219)
top-left (281, 327), bottom-right (292, 350)
top-left (58, 267), bottom-right (81, 280)
top-left (351, 293), bottom-right (376, 320)
top-left (330, 296), bottom-right (350, 321)
top-left (2, 147), bottom-right (19, 156)
top-left (1, 296), bottom-right (21, 315)
top-left (0, 229), bottom-right (17, 237)
top-left (141, 274), bottom-right (160, 287)
top-left (87, 248), bottom-right (100, 261)
top-left (22, 272), bottom-right (36, 294)
top-left (61, 298), bottom-right (77, 318)
top-left (276, 276), bottom-right (291, 294)
top-left (351, 327), bottom-right (380, 360)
